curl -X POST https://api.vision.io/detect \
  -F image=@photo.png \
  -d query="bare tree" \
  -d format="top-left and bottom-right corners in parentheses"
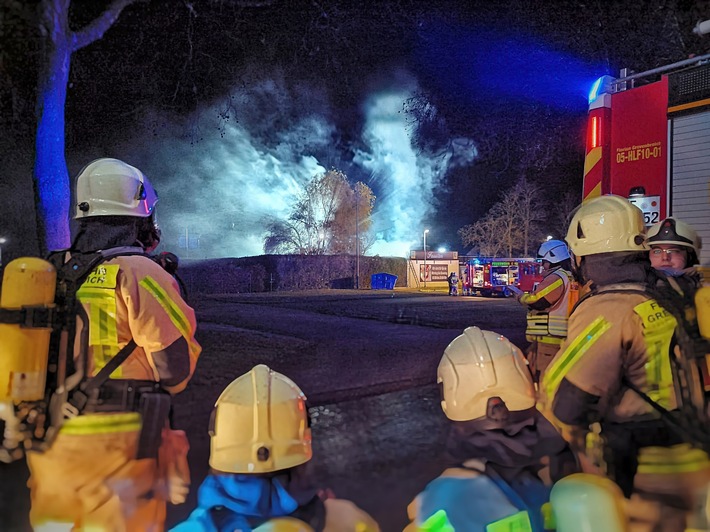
top-left (264, 170), bottom-right (375, 255)
top-left (458, 216), bottom-right (507, 257)
top-left (549, 188), bottom-right (582, 240)
top-left (458, 177), bottom-right (547, 257)
top-left (512, 177), bottom-right (547, 256)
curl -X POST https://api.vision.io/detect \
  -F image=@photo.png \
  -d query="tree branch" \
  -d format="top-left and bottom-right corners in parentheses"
top-left (71, 0), bottom-right (139, 52)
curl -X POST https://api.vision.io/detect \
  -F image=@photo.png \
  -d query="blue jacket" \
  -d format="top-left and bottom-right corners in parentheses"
top-left (171, 474), bottom-right (315, 532)
top-left (410, 465), bottom-right (550, 531)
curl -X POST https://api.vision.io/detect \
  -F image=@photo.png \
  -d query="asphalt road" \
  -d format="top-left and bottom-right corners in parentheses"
top-left (0, 289), bottom-right (527, 531)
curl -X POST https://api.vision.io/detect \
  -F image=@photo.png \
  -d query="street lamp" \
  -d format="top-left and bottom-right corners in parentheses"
top-left (0, 237), bottom-right (6, 269)
top-left (355, 186), bottom-right (360, 290)
top-left (423, 229), bottom-right (429, 289)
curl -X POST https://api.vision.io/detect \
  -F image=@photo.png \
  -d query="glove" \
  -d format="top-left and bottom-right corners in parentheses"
top-left (507, 285), bottom-right (524, 299)
top-left (158, 428), bottom-right (191, 504)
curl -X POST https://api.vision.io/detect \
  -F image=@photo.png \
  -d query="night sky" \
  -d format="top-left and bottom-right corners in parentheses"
top-left (1, 0), bottom-right (708, 258)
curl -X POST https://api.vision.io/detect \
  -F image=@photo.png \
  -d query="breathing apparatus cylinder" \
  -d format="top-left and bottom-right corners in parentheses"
top-left (697, 286), bottom-right (710, 340)
top-left (0, 257), bottom-right (56, 401)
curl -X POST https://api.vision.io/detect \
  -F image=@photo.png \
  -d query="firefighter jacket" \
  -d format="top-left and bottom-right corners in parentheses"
top-left (541, 286), bottom-right (678, 424)
top-left (63, 249), bottom-right (201, 435)
top-left (76, 251), bottom-right (200, 389)
top-left (404, 460), bottom-right (551, 532)
top-left (171, 473), bottom-right (380, 532)
top-left (520, 268), bottom-right (575, 346)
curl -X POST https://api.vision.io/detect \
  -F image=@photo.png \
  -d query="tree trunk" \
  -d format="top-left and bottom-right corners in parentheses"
top-left (34, 0), bottom-right (72, 253)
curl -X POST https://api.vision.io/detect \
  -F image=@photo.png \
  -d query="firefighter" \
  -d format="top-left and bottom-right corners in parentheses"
top-left (508, 239), bottom-right (577, 382)
top-left (171, 364), bottom-right (380, 532)
top-left (27, 158), bottom-right (201, 531)
top-left (448, 270), bottom-right (459, 296)
top-left (540, 194), bottom-right (710, 532)
top-left (404, 327), bottom-right (579, 531)
top-left (647, 217), bottom-right (703, 274)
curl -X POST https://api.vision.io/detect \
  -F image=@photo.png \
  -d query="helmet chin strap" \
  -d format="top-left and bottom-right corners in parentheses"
top-left (137, 216), bottom-right (161, 253)
top-left (570, 253), bottom-right (586, 285)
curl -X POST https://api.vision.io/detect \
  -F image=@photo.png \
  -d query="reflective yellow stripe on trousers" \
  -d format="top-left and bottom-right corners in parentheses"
top-left (60, 412), bottom-right (142, 435)
top-left (637, 443), bottom-right (710, 474)
top-left (139, 276), bottom-right (199, 356)
top-left (542, 316), bottom-right (612, 399)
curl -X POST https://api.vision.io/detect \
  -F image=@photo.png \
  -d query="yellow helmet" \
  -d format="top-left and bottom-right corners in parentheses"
top-left (209, 364), bottom-right (312, 474)
top-left (566, 195), bottom-right (646, 257)
top-left (437, 327), bottom-right (535, 422)
top-left (74, 158), bottom-right (158, 219)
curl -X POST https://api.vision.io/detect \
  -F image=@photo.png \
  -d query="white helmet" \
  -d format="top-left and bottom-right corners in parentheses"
top-left (537, 240), bottom-right (570, 264)
top-left (74, 158), bottom-right (158, 219)
top-left (646, 217), bottom-right (701, 266)
top-left (437, 327), bottom-right (535, 422)
top-left (209, 364), bottom-right (312, 474)
top-left (566, 195), bottom-right (646, 257)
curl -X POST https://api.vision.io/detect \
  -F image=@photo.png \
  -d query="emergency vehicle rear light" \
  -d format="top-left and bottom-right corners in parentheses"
top-left (589, 116), bottom-right (601, 149)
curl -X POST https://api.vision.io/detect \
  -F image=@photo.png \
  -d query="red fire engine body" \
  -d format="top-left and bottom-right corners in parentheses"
top-left (584, 54), bottom-right (710, 267)
top-left (464, 258), bottom-right (543, 297)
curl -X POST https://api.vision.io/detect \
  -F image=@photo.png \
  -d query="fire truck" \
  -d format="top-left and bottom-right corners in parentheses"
top-left (464, 258), bottom-right (543, 297)
top-left (584, 53), bottom-right (710, 266)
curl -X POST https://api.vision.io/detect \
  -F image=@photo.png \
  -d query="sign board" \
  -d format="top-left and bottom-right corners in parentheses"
top-left (628, 195), bottom-right (662, 226)
top-left (411, 251), bottom-right (458, 261)
top-left (419, 263), bottom-right (449, 282)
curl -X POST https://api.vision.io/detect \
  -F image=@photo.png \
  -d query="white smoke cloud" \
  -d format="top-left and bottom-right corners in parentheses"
top-left (117, 71), bottom-right (476, 258)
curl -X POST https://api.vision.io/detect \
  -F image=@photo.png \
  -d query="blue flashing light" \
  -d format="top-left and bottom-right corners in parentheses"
top-left (588, 75), bottom-right (615, 104)
top-left (588, 77), bottom-right (603, 104)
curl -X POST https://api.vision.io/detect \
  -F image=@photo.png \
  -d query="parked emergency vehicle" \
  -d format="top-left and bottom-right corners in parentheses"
top-left (584, 53), bottom-right (710, 266)
top-left (465, 258), bottom-right (543, 297)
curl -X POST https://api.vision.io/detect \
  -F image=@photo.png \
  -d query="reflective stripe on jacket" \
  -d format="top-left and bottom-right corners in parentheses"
top-left (523, 269), bottom-right (573, 340)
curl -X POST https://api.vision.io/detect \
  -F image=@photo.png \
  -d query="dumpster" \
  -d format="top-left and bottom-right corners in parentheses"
top-left (371, 273), bottom-right (398, 290)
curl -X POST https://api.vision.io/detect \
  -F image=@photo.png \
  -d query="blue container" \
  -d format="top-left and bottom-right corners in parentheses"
top-left (371, 273), bottom-right (397, 290)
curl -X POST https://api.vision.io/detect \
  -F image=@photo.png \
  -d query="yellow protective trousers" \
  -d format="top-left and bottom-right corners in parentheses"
top-left (27, 417), bottom-right (166, 532)
top-left (632, 444), bottom-right (710, 532)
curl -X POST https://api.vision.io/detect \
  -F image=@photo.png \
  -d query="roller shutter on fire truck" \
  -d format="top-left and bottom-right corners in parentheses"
top-left (670, 111), bottom-right (710, 265)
